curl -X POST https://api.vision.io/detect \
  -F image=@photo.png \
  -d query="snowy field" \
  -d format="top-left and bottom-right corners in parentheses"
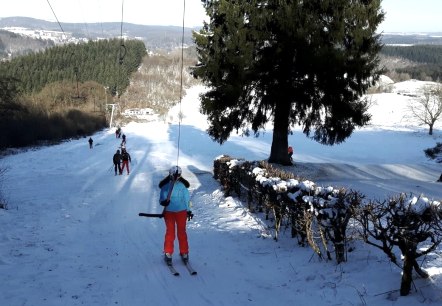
top-left (0, 80), bottom-right (441, 306)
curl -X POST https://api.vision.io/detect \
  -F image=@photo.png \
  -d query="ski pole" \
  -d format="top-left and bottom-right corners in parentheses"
top-left (138, 212), bottom-right (164, 218)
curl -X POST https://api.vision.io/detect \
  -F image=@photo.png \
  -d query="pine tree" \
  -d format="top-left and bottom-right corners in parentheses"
top-left (193, 0), bottom-right (385, 165)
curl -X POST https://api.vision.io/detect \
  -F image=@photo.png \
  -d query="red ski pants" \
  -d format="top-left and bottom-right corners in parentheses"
top-left (163, 210), bottom-right (188, 255)
top-left (121, 160), bottom-right (130, 174)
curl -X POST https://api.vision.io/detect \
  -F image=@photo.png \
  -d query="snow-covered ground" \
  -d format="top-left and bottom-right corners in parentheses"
top-left (0, 81), bottom-right (441, 306)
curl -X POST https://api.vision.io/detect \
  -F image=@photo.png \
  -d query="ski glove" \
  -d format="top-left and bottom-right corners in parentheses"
top-left (160, 199), bottom-right (170, 207)
top-left (187, 211), bottom-right (194, 221)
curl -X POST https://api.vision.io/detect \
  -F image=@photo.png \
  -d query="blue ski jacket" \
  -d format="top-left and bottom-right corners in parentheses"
top-left (159, 180), bottom-right (190, 212)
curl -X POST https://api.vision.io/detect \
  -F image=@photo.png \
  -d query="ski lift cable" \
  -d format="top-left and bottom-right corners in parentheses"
top-left (119, 0), bottom-right (126, 64)
top-left (47, 0), bottom-right (81, 98)
top-left (120, 0), bottom-right (125, 40)
top-left (176, 0), bottom-right (186, 167)
top-left (46, 0), bottom-right (65, 36)
top-left (116, 0), bottom-right (125, 97)
top-left (96, 0), bottom-right (105, 37)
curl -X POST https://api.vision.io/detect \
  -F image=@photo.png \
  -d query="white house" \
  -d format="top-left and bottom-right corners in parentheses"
top-left (122, 108), bottom-right (157, 119)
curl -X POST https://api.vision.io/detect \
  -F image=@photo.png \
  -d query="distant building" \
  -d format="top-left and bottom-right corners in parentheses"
top-left (122, 108), bottom-right (157, 119)
top-left (2, 26), bottom-right (87, 45)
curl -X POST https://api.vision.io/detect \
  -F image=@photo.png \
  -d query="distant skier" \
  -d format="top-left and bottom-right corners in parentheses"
top-left (88, 137), bottom-right (93, 149)
top-left (115, 127), bottom-right (122, 138)
top-left (120, 133), bottom-right (127, 149)
top-left (120, 148), bottom-right (131, 175)
top-left (113, 149), bottom-right (122, 176)
top-left (159, 166), bottom-right (193, 264)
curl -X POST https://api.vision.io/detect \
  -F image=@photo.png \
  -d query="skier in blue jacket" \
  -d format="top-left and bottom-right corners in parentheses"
top-left (159, 166), bottom-right (193, 264)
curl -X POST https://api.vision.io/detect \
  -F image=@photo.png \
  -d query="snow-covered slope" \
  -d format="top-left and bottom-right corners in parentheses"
top-left (0, 84), bottom-right (441, 306)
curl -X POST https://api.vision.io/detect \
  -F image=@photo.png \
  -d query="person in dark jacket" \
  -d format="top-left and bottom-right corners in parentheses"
top-left (88, 137), bottom-right (93, 149)
top-left (113, 149), bottom-right (122, 176)
top-left (120, 148), bottom-right (131, 175)
top-left (115, 127), bottom-right (121, 138)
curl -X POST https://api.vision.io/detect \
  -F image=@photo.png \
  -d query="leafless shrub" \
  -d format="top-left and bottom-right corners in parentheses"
top-left (406, 84), bottom-right (442, 135)
top-left (353, 193), bottom-right (442, 296)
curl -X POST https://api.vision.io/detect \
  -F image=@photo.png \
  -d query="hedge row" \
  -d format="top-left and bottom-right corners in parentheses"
top-left (212, 155), bottom-right (441, 265)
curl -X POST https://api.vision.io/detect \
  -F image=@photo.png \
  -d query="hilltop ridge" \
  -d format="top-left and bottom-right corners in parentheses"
top-left (0, 16), bottom-right (197, 57)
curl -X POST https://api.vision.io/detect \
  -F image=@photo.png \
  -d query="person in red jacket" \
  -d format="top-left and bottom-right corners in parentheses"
top-left (120, 148), bottom-right (131, 175)
top-left (288, 146), bottom-right (294, 164)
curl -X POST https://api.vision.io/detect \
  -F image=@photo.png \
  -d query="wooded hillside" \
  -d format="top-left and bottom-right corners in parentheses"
top-left (0, 36), bottom-right (201, 150)
top-left (380, 45), bottom-right (442, 81)
top-left (0, 38), bottom-right (146, 95)
top-left (0, 39), bottom-right (146, 150)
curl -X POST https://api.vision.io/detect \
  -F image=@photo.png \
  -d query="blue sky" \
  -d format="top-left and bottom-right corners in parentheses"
top-left (0, 0), bottom-right (441, 32)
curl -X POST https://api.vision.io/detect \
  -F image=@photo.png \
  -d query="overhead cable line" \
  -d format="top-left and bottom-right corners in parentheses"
top-left (120, 0), bottom-right (125, 40)
top-left (46, 0), bottom-right (65, 36)
top-left (119, 0), bottom-right (126, 64)
top-left (97, 0), bottom-right (105, 37)
top-left (46, 0), bottom-right (82, 98)
top-left (176, 0), bottom-right (186, 166)
top-left (116, 0), bottom-right (126, 98)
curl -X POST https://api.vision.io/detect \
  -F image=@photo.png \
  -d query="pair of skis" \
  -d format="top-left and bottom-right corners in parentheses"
top-left (166, 257), bottom-right (197, 276)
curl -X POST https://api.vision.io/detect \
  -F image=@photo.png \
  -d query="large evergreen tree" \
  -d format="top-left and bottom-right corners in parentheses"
top-left (192, 0), bottom-right (385, 165)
